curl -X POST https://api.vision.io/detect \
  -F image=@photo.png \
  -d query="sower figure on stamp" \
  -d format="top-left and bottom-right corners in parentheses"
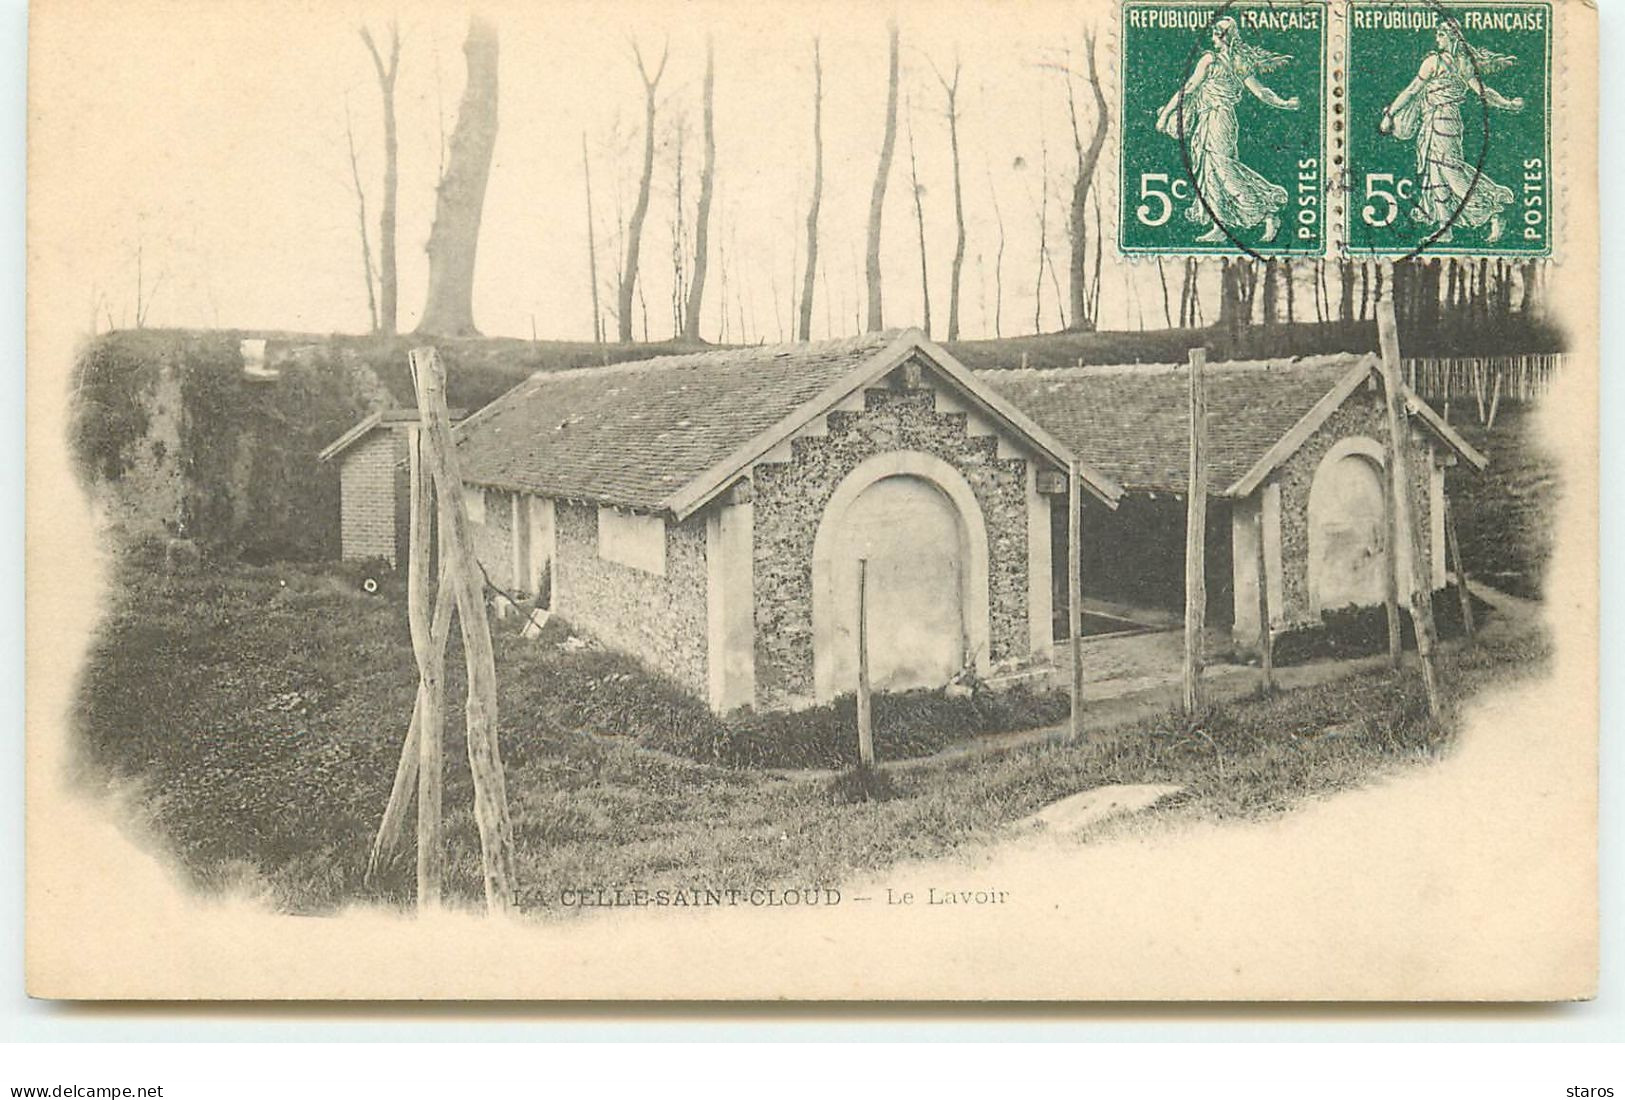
top-left (1381, 22), bottom-right (1524, 244)
top-left (1156, 16), bottom-right (1300, 244)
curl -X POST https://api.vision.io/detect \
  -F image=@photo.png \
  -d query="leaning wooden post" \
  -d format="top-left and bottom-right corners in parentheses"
top-left (1254, 510), bottom-right (1274, 696)
top-left (406, 426), bottom-right (446, 909)
top-left (1381, 432), bottom-right (1403, 668)
top-left (856, 558), bottom-right (875, 769)
top-left (1444, 493), bottom-right (1476, 646)
top-left (1182, 348), bottom-right (1208, 715)
top-left (1376, 301), bottom-right (1442, 720)
top-left (1067, 458), bottom-right (1083, 742)
top-left (364, 558), bottom-right (455, 889)
top-left (411, 347), bottom-right (518, 914)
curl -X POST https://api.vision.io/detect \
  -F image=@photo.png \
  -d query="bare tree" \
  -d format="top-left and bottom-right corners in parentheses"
top-left (682, 38), bottom-right (717, 342)
top-left (344, 97), bottom-right (379, 333)
top-left (582, 134), bottom-right (604, 343)
top-left (360, 21), bottom-right (400, 334)
top-left (1048, 29), bottom-right (1109, 331)
top-left (1031, 142), bottom-right (1048, 333)
top-left (1156, 258), bottom-right (1172, 328)
top-left (1262, 258), bottom-right (1280, 326)
top-left (905, 94), bottom-right (931, 337)
top-left (618, 38), bottom-right (669, 343)
top-left (797, 38), bottom-right (823, 341)
top-left (865, 23), bottom-right (900, 331)
top-left (984, 152), bottom-right (1005, 337)
top-left (930, 54), bottom-right (966, 341)
top-left (417, 17), bottom-right (500, 336)
top-left (669, 114), bottom-right (688, 337)
top-left (132, 233), bottom-right (165, 330)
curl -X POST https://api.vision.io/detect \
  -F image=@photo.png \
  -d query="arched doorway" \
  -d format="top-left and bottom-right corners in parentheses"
top-left (1307, 438), bottom-right (1391, 613)
top-left (811, 452), bottom-right (991, 702)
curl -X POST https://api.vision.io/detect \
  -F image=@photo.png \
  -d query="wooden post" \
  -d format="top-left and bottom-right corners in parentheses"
top-left (1444, 493), bottom-right (1475, 646)
top-left (1381, 432), bottom-right (1403, 669)
top-left (406, 427), bottom-right (445, 909)
top-left (364, 484), bottom-right (456, 890)
top-left (1255, 509), bottom-right (1274, 696)
top-left (410, 347), bottom-right (518, 914)
top-left (1067, 458), bottom-right (1083, 742)
top-left (1376, 301), bottom-right (1442, 720)
top-left (1183, 348), bottom-right (1207, 715)
top-left (856, 558), bottom-right (874, 769)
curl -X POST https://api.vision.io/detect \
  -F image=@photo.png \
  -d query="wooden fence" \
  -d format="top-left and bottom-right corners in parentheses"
top-left (1402, 353), bottom-right (1565, 405)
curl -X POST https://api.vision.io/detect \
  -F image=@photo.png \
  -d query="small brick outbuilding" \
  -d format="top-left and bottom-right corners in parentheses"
top-left (320, 408), bottom-right (465, 567)
top-left (452, 330), bottom-right (1119, 713)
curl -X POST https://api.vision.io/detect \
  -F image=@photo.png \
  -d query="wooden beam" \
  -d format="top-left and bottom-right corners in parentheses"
top-left (856, 558), bottom-right (874, 768)
top-left (1382, 431), bottom-right (1403, 669)
top-left (410, 347), bottom-right (519, 914)
top-left (1183, 348), bottom-right (1208, 715)
top-left (1255, 507), bottom-right (1274, 697)
top-left (364, 521), bottom-right (456, 891)
top-left (407, 427), bottom-right (446, 910)
top-left (1444, 493), bottom-right (1476, 646)
top-left (1377, 300), bottom-right (1442, 720)
top-left (1068, 458), bottom-right (1083, 742)
top-left (1037, 468), bottom-right (1068, 496)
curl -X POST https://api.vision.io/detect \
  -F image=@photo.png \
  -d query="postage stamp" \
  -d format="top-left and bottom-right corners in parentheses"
top-left (1344, 2), bottom-right (1553, 256)
top-left (1118, 1), bottom-right (1328, 257)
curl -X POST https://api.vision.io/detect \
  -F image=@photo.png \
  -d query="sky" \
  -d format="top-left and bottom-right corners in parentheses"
top-left (37, 0), bottom-right (1241, 343)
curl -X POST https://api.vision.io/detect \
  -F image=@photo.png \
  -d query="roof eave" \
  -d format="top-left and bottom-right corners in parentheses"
top-left (318, 411), bottom-right (385, 463)
top-left (662, 331), bottom-right (1124, 521)
top-left (1222, 356), bottom-right (1489, 498)
top-left (1222, 357), bottom-right (1377, 498)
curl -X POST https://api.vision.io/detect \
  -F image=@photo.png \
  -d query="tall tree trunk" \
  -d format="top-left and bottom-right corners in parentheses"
top-left (618, 40), bottom-right (668, 343)
top-left (1034, 138), bottom-right (1049, 334)
top-left (360, 22), bottom-right (400, 334)
top-left (670, 120), bottom-right (686, 338)
top-left (1157, 258), bottom-right (1172, 328)
top-left (582, 134), bottom-right (603, 343)
top-left (798, 38), bottom-right (823, 341)
top-left (865, 24), bottom-right (900, 331)
top-left (1521, 259), bottom-right (1541, 315)
top-left (1262, 258), bottom-right (1279, 326)
top-left (417, 18), bottom-right (499, 337)
top-left (938, 59), bottom-right (965, 342)
top-left (1285, 259), bottom-right (1295, 323)
top-left (344, 98), bottom-right (378, 333)
top-left (905, 97), bottom-right (931, 337)
top-left (683, 39), bottom-right (716, 341)
top-left (986, 155), bottom-right (1005, 338)
top-left (1066, 30), bottom-right (1109, 331)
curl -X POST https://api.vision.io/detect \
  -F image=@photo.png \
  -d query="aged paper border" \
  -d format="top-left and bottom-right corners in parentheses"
top-left (20, 0), bottom-right (1602, 1006)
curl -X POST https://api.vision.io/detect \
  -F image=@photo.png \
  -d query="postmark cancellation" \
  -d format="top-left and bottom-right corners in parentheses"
top-left (1116, 0), bottom-right (1554, 260)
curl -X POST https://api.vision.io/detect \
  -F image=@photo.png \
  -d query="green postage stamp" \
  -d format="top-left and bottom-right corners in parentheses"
top-left (1345, 3), bottom-right (1553, 256)
top-left (1118, 1), bottom-right (1328, 257)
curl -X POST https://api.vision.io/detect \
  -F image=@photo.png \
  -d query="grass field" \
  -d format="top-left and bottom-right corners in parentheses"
top-left (1444, 404), bottom-right (1559, 600)
top-left (73, 548), bottom-right (1550, 917)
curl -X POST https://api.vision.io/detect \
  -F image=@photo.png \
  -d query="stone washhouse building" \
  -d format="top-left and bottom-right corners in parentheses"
top-left (980, 354), bottom-right (1487, 643)
top-left (448, 331), bottom-right (1121, 713)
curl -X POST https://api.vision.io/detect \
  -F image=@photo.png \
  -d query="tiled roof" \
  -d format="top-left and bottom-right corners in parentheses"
top-left (454, 332), bottom-right (912, 511)
top-left (979, 355), bottom-right (1374, 494)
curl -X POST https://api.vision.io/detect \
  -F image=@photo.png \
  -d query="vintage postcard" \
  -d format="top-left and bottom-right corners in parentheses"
top-left (25, 0), bottom-right (1598, 1000)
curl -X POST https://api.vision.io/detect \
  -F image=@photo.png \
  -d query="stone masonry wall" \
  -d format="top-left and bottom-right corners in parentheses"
top-left (1273, 387), bottom-right (1436, 623)
top-left (467, 486), bottom-right (516, 590)
top-left (553, 502), bottom-right (709, 699)
top-left (751, 382), bottom-right (1032, 709)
